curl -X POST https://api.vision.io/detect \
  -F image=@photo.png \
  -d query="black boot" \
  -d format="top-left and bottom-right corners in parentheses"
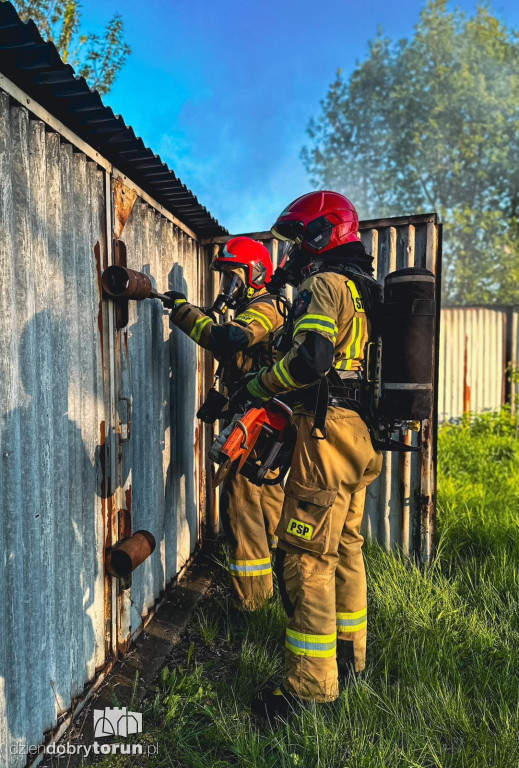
top-left (251, 685), bottom-right (302, 722)
top-left (337, 639), bottom-right (363, 682)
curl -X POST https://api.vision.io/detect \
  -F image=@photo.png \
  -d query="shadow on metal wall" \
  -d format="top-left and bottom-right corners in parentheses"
top-left (1, 311), bottom-right (99, 752)
top-left (117, 261), bottom-right (199, 640)
top-left (167, 263), bottom-right (199, 563)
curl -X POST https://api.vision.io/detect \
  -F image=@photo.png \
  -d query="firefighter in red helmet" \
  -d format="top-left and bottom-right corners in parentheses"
top-left (244, 192), bottom-right (383, 716)
top-left (165, 236), bottom-right (285, 610)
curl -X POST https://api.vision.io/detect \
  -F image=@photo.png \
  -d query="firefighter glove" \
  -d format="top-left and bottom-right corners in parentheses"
top-left (163, 290), bottom-right (187, 311)
top-left (245, 368), bottom-right (272, 402)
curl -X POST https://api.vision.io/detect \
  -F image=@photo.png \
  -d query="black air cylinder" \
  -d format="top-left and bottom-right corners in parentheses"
top-left (380, 268), bottom-right (436, 420)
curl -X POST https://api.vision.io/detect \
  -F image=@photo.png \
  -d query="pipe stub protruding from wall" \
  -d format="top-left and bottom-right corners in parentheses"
top-left (106, 530), bottom-right (156, 578)
top-left (102, 265), bottom-right (153, 300)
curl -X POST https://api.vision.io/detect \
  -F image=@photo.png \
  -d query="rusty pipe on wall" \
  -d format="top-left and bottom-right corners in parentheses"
top-left (102, 265), bottom-right (170, 302)
top-left (106, 530), bottom-right (156, 578)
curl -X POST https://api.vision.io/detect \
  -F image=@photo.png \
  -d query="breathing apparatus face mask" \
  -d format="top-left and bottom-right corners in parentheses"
top-left (212, 269), bottom-right (247, 314)
top-left (268, 216), bottom-right (334, 293)
top-left (267, 241), bottom-right (317, 293)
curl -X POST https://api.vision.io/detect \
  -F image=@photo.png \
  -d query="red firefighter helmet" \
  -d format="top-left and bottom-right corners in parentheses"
top-left (211, 236), bottom-right (273, 290)
top-left (271, 191), bottom-right (360, 254)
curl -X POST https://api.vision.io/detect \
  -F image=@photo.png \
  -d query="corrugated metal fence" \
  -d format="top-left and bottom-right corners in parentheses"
top-left (0, 96), bottom-right (109, 760)
top-left (204, 213), bottom-right (441, 561)
top-left (0, 84), bottom-right (215, 764)
top-left (359, 217), bottom-right (439, 560)
top-left (438, 306), bottom-right (519, 421)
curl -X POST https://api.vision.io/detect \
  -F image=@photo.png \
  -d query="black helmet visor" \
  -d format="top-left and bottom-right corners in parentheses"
top-left (271, 219), bottom-right (305, 242)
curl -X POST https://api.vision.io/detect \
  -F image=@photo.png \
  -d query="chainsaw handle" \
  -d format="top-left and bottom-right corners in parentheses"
top-left (235, 419), bottom-right (249, 450)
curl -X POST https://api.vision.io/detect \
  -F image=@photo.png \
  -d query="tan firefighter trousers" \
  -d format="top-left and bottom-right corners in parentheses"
top-left (276, 406), bottom-right (383, 702)
top-left (220, 472), bottom-right (284, 610)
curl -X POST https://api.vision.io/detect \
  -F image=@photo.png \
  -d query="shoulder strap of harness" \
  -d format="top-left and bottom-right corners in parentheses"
top-left (315, 263), bottom-right (383, 325)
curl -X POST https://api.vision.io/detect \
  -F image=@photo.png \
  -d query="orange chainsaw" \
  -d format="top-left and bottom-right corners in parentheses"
top-left (209, 398), bottom-right (295, 487)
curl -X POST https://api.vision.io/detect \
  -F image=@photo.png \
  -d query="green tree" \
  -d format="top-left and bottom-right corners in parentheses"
top-left (302, 1), bottom-right (519, 305)
top-left (9, 0), bottom-right (130, 94)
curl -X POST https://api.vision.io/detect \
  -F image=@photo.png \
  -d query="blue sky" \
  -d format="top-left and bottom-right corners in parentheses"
top-left (80, 0), bottom-right (519, 234)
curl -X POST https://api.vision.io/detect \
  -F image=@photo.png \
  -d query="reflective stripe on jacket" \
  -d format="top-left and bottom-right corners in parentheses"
top-left (260, 272), bottom-right (369, 396)
top-left (170, 289), bottom-right (284, 382)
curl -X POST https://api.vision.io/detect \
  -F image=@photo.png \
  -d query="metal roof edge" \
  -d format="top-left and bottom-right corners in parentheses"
top-left (0, 1), bottom-right (228, 239)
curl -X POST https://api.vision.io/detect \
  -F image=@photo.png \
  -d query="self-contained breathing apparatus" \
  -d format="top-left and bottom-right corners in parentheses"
top-left (337, 261), bottom-right (436, 452)
top-left (268, 250), bottom-right (437, 452)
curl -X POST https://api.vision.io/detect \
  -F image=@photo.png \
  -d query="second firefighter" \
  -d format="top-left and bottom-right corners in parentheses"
top-left (165, 237), bottom-right (285, 610)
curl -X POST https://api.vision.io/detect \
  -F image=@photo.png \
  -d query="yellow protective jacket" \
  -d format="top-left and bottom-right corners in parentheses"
top-left (256, 271), bottom-right (369, 398)
top-left (170, 289), bottom-right (285, 388)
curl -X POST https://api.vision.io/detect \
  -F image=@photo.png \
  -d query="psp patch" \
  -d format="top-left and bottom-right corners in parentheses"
top-left (287, 518), bottom-right (314, 541)
top-left (293, 289), bottom-right (312, 319)
top-left (235, 312), bottom-right (255, 325)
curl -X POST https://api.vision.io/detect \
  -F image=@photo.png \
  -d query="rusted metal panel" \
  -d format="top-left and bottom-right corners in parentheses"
top-left (438, 307), bottom-right (508, 421)
top-left (359, 218), bottom-right (439, 559)
top-left (114, 193), bottom-right (203, 641)
top-left (509, 309), bottom-right (519, 414)
top-left (113, 177), bottom-right (138, 240)
top-left (201, 244), bottom-right (223, 534)
top-left (0, 94), bottom-right (109, 765)
top-left (0, 58), bottom-right (218, 761)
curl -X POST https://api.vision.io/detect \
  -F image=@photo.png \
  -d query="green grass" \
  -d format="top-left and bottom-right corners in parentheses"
top-left (88, 410), bottom-right (519, 768)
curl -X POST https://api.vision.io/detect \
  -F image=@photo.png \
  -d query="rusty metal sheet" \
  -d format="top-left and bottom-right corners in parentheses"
top-left (359, 217), bottom-right (439, 559)
top-left (114, 195), bottom-right (204, 642)
top-left (438, 307), bottom-right (508, 422)
top-left (0, 48), bottom-right (222, 761)
top-left (113, 177), bottom-right (138, 241)
top-left (0, 94), bottom-right (109, 766)
top-left (509, 309), bottom-right (519, 414)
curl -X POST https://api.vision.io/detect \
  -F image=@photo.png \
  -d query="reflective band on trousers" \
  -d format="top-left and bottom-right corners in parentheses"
top-left (229, 557), bottom-right (272, 577)
top-left (286, 628), bottom-right (337, 658)
top-left (336, 608), bottom-right (367, 633)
